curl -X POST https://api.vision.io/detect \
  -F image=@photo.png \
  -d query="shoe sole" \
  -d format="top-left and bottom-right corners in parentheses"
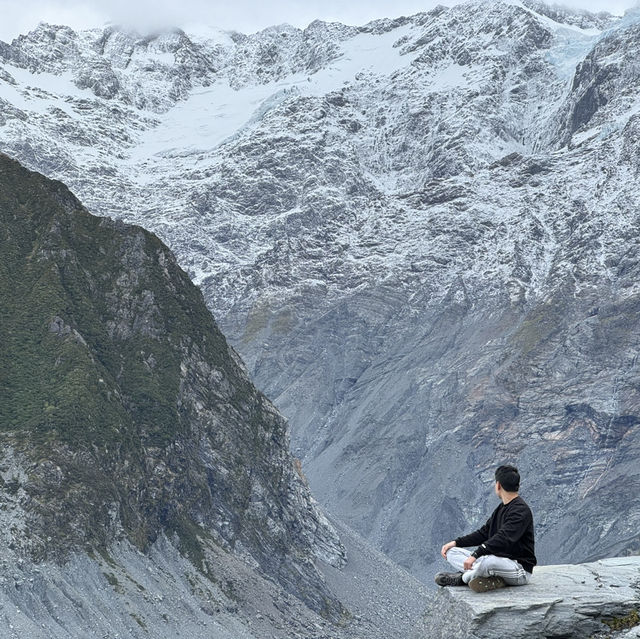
top-left (468, 576), bottom-right (507, 592)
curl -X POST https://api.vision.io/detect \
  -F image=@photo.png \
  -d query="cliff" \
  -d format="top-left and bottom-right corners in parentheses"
top-left (0, 151), bottom-right (345, 620)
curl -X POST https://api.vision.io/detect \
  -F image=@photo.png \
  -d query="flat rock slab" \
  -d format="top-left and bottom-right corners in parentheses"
top-left (422, 557), bottom-right (640, 639)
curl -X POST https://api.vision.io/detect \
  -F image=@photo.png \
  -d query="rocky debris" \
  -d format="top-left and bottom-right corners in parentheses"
top-left (424, 557), bottom-right (640, 639)
top-left (319, 515), bottom-right (432, 639)
top-left (0, 509), bottom-right (433, 639)
top-left (0, 530), bottom-right (356, 639)
top-left (0, 536), bottom-right (258, 639)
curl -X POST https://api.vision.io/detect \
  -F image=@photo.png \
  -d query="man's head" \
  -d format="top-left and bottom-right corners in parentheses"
top-left (495, 464), bottom-right (520, 494)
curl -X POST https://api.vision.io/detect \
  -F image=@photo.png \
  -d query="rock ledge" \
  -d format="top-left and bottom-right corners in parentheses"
top-left (424, 557), bottom-right (640, 639)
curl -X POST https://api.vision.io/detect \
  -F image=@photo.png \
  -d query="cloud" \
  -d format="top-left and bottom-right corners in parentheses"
top-left (0, 0), bottom-right (439, 40)
top-left (0, 0), bottom-right (638, 43)
top-left (567, 0), bottom-right (639, 11)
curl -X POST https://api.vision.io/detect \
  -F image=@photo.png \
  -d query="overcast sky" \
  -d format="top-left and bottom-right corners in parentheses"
top-left (0, 0), bottom-right (638, 42)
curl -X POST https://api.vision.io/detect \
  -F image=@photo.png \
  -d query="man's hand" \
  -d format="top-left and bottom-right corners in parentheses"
top-left (463, 555), bottom-right (477, 570)
top-left (440, 540), bottom-right (456, 559)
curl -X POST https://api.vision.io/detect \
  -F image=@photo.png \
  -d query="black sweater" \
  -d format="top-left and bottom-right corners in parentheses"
top-left (454, 496), bottom-right (537, 573)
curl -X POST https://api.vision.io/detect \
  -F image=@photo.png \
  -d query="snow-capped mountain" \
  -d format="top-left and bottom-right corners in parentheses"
top-left (2, 0), bottom-right (640, 581)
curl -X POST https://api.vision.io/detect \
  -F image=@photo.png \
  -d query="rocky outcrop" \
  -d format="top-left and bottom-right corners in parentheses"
top-left (0, 152), bottom-right (345, 618)
top-left (547, 20), bottom-right (640, 146)
top-left (424, 557), bottom-right (640, 639)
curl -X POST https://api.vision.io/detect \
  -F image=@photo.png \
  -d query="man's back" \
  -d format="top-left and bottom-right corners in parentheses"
top-left (436, 465), bottom-right (536, 591)
top-left (455, 495), bottom-right (536, 573)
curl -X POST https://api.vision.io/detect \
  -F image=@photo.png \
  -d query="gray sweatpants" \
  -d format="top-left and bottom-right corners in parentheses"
top-left (446, 547), bottom-right (531, 586)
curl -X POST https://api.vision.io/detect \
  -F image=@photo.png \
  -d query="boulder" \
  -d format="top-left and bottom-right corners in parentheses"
top-left (423, 557), bottom-right (640, 639)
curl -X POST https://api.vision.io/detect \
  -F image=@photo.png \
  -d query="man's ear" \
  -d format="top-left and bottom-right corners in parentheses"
top-left (496, 481), bottom-right (502, 492)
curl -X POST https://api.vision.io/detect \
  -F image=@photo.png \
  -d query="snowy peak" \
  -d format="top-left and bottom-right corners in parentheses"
top-left (5, 23), bottom-right (81, 74)
top-left (0, 22), bottom-right (221, 111)
top-left (3, 0), bottom-right (634, 218)
top-left (0, 2), bottom-right (618, 116)
top-left (3, 0), bottom-right (637, 196)
top-left (400, 1), bottom-right (556, 67)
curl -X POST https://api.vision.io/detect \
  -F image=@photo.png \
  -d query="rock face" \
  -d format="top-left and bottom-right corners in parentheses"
top-left (0, 152), bottom-right (345, 620)
top-left (2, 0), bottom-right (640, 583)
top-left (424, 557), bottom-right (640, 639)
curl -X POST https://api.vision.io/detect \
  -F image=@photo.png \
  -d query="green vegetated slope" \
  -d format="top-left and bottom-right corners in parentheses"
top-left (0, 153), bottom-right (342, 617)
top-left (0, 154), bottom-right (226, 446)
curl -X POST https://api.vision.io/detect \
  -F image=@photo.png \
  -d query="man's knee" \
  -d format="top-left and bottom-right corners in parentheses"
top-left (476, 555), bottom-right (527, 581)
top-left (478, 555), bottom-right (500, 571)
top-left (445, 547), bottom-right (468, 565)
top-left (445, 546), bottom-right (469, 571)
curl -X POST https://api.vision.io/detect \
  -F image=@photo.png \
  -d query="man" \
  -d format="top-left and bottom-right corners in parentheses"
top-left (435, 464), bottom-right (537, 593)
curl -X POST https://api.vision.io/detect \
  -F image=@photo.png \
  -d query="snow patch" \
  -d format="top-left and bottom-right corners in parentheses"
top-left (426, 63), bottom-right (484, 92)
top-left (0, 64), bottom-right (91, 116)
top-left (129, 22), bottom-right (418, 162)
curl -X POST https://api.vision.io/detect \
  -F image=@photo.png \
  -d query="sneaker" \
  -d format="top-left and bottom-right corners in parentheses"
top-left (468, 576), bottom-right (507, 592)
top-left (434, 571), bottom-right (465, 587)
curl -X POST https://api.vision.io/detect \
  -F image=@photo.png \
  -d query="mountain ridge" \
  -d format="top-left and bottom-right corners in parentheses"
top-left (2, 0), bottom-right (640, 582)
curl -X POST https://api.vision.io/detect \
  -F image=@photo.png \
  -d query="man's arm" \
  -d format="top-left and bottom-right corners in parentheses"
top-left (440, 540), bottom-right (456, 558)
top-left (454, 516), bottom-right (491, 548)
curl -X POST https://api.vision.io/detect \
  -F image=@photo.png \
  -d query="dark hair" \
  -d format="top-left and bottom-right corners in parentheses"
top-left (495, 465), bottom-right (520, 492)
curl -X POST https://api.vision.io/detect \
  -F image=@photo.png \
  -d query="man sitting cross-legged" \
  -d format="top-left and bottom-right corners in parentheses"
top-left (435, 464), bottom-right (537, 593)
